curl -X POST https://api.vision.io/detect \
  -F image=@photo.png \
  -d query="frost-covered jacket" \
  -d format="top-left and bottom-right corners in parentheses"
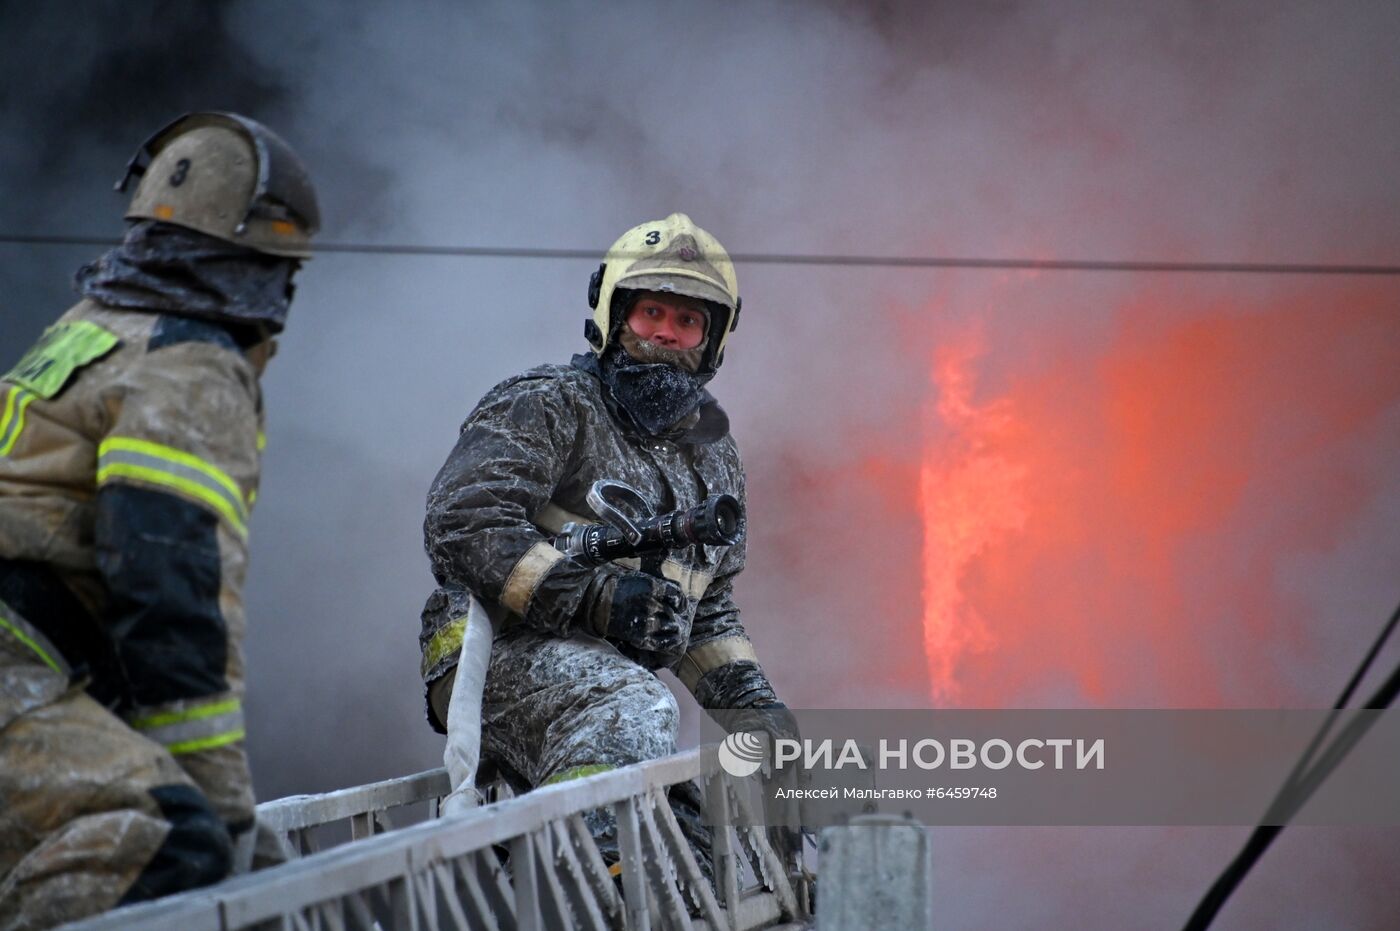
top-left (420, 361), bottom-right (778, 731)
top-left (0, 299), bottom-right (262, 829)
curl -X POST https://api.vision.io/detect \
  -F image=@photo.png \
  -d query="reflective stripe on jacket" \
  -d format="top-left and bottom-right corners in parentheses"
top-left (0, 299), bottom-right (264, 825)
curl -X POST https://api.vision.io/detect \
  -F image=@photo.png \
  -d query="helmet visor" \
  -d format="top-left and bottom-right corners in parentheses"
top-left (617, 272), bottom-right (734, 311)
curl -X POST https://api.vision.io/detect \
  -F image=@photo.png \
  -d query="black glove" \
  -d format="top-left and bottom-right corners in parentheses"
top-left (713, 701), bottom-right (800, 749)
top-left (714, 702), bottom-right (811, 869)
top-left (590, 568), bottom-right (690, 664)
top-left (753, 701), bottom-right (801, 745)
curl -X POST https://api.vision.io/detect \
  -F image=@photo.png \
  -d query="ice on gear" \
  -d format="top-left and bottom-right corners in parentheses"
top-left (419, 215), bottom-right (786, 881)
top-left (76, 221), bottom-right (301, 335)
top-left (420, 361), bottom-right (777, 725)
top-left (0, 111), bottom-right (314, 925)
top-left (586, 212), bottom-right (741, 375)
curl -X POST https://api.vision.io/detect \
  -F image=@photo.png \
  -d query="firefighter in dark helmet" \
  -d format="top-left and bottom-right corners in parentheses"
top-left (0, 112), bottom-right (319, 927)
top-left (420, 213), bottom-right (791, 875)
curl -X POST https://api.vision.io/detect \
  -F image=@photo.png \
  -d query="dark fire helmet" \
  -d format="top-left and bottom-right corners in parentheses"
top-left (116, 111), bottom-right (320, 259)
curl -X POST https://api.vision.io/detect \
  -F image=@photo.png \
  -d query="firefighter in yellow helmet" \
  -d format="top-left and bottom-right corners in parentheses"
top-left (419, 214), bottom-right (791, 878)
top-left (0, 112), bottom-right (318, 927)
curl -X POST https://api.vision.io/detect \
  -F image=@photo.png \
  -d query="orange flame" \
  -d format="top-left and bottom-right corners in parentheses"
top-left (918, 287), bottom-right (1400, 708)
top-left (919, 328), bottom-right (1027, 703)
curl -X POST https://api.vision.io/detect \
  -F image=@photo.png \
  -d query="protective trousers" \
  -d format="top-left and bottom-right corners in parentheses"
top-left (480, 627), bottom-right (713, 879)
top-left (0, 602), bottom-right (231, 930)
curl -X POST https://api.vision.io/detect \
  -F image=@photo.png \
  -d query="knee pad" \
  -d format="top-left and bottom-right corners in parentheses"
top-left (118, 784), bottom-right (232, 904)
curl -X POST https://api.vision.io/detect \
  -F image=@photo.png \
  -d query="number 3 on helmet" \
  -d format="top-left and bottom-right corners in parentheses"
top-left (117, 111), bottom-right (321, 260)
top-left (585, 213), bottom-right (742, 374)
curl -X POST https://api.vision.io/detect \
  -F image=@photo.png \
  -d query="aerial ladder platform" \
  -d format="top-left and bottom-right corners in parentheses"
top-left (60, 745), bottom-right (872, 931)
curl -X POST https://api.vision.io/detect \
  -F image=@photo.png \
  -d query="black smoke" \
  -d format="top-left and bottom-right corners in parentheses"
top-left (3, 3), bottom-right (1398, 928)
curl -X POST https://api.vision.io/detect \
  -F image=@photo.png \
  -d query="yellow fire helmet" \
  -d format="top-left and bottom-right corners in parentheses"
top-left (116, 112), bottom-right (320, 259)
top-left (586, 213), bottom-right (741, 373)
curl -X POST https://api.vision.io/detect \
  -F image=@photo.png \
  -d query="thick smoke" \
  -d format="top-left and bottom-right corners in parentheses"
top-left (0, 2), bottom-right (290, 341)
top-left (3, 2), bottom-right (1399, 927)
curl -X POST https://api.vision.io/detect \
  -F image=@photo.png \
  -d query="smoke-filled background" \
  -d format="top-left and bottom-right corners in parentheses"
top-left (3, 1), bottom-right (1399, 926)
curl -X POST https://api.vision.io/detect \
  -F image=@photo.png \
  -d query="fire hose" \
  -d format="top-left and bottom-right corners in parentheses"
top-left (439, 480), bottom-right (742, 814)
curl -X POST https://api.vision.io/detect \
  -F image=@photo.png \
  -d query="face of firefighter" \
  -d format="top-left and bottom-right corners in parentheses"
top-left (624, 293), bottom-right (708, 350)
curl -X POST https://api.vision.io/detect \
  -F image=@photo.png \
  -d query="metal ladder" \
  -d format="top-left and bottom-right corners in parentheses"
top-left (64, 746), bottom-right (813, 930)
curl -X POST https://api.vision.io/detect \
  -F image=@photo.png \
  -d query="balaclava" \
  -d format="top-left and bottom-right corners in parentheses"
top-left (76, 219), bottom-right (299, 334)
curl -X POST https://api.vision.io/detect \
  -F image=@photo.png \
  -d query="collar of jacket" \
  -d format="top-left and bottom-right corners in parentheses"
top-left (73, 219), bottom-right (296, 334)
top-left (570, 352), bottom-right (730, 445)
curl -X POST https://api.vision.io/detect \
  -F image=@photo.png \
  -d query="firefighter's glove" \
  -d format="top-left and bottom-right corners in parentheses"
top-left (716, 702), bottom-right (801, 754)
top-left (592, 569), bottom-right (690, 664)
top-left (754, 701), bottom-right (801, 747)
top-left (731, 703), bottom-right (816, 868)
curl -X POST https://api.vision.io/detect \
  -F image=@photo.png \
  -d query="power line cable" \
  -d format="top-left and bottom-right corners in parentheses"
top-left (1182, 598), bottom-right (1400, 930)
top-left (1, 233), bottom-right (1398, 276)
